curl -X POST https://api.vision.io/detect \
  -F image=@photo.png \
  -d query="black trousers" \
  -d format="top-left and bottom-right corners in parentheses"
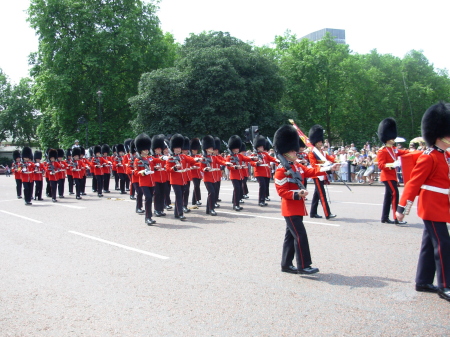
top-left (81, 176), bottom-right (86, 193)
top-left (114, 171), bottom-right (119, 189)
top-left (74, 178), bottom-right (81, 197)
top-left (141, 186), bottom-right (154, 220)
top-left (67, 175), bottom-right (74, 193)
top-left (118, 173), bottom-right (127, 193)
top-left (49, 180), bottom-right (57, 200)
top-left (103, 173), bottom-right (111, 191)
top-left (172, 184), bottom-right (185, 216)
top-left (310, 178), bottom-right (331, 217)
top-left (231, 179), bottom-right (242, 207)
top-left (46, 177), bottom-right (51, 196)
top-left (154, 182), bottom-right (165, 212)
top-left (256, 176), bottom-right (267, 203)
top-left (164, 181), bottom-right (172, 206)
top-left (183, 180), bottom-right (191, 208)
top-left (214, 181), bottom-right (221, 204)
top-left (125, 173), bottom-right (130, 190)
top-left (57, 178), bottom-right (65, 197)
top-left (416, 220), bottom-right (450, 288)
top-left (23, 181), bottom-right (33, 203)
top-left (191, 178), bottom-right (202, 205)
top-left (242, 176), bottom-right (249, 196)
top-left (15, 179), bottom-right (22, 197)
top-left (95, 175), bottom-right (103, 195)
top-left (382, 180), bottom-right (399, 220)
top-left (265, 176), bottom-right (270, 198)
top-left (128, 174), bottom-right (134, 196)
top-left (34, 180), bottom-right (43, 200)
top-left (205, 181), bottom-right (218, 213)
top-left (133, 182), bottom-right (143, 210)
top-left (282, 216), bottom-right (312, 269)
top-left (92, 175), bottom-right (97, 192)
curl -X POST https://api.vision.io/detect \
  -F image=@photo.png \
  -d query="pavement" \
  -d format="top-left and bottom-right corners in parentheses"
top-left (1, 176), bottom-right (449, 336)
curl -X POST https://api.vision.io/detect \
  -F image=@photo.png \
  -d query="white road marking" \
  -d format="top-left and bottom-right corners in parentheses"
top-left (0, 210), bottom-right (43, 223)
top-left (68, 231), bottom-right (170, 259)
top-left (52, 203), bottom-right (86, 209)
top-left (0, 199), bottom-right (21, 203)
top-left (337, 201), bottom-right (417, 208)
top-left (216, 211), bottom-right (340, 227)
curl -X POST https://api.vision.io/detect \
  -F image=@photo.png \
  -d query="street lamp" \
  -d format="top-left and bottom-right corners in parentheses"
top-left (77, 116), bottom-right (88, 148)
top-left (97, 90), bottom-right (103, 144)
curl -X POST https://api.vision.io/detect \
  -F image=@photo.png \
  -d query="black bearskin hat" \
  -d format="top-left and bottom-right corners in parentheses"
top-left (93, 145), bottom-right (102, 155)
top-left (377, 118), bottom-right (397, 143)
top-left (80, 147), bottom-right (85, 156)
top-left (228, 135), bottom-right (242, 151)
top-left (264, 139), bottom-right (271, 152)
top-left (135, 133), bottom-right (152, 153)
top-left (34, 150), bottom-right (42, 160)
top-left (66, 148), bottom-right (72, 158)
top-left (72, 148), bottom-right (81, 157)
top-left (254, 135), bottom-right (266, 149)
top-left (124, 138), bottom-right (133, 153)
top-left (170, 134), bottom-right (184, 151)
top-left (183, 137), bottom-right (190, 151)
top-left (308, 125), bottom-right (324, 145)
top-left (422, 101), bottom-right (450, 146)
top-left (57, 149), bottom-right (65, 158)
top-left (101, 144), bottom-right (110, 155)
top-left (116, 143), bottom-right (125, 153)
top-left (274, 125), bottom-right (300, 154)
top-left (48, 149), bottom-right (58, 160)
top-left (151, 134), bottom-right (166, 151)
top-left (202, 135), bottom-right (215, 151)
top-left (240, 142), bottom-right (246, 153)
top-left (112, 144), bottom-right (117, 153)
top-left (130, 140), bottom-right (136, 154)
top-left (190, 138), bottom-right (201, 151)
top-left (22, 146), bottom-right (33, 160)
top-left (13, 150), bottom-right (21, 160)
top-left (88, 147), bottom-right (94, 157)
top-left (214, 137), bottom-right (221, 151)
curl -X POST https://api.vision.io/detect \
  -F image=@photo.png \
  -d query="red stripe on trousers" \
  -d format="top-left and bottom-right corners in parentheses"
top-left (431, 221), bottom-right (447, 288)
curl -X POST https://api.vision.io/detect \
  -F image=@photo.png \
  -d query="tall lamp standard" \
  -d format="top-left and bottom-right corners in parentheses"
top-left (77, 116), bottom-right (88, 148)
top-left (97, 90), bottom-right (103, 144)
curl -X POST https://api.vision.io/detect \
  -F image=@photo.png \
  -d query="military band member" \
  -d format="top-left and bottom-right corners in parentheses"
top-left (113, 143), bottom-right (127, 194)
top-left (33, 150), bottom-right (44, 201)
top-left (91, 145), bottom-right (107, 197)
top-left (308, 125), bottom-right (337, 219)
top-left (163, 145), bottom-right (173, 210)
top-left (123, 139), bottom-right (135, 199)
top-left (274, 125), bottom-right (339, 275)
top-left (21, 147), bottom-right (35, 205)
top-left (66, 148), bottom-right (75, 195)
top-left (79, 147), bottom-right (88, 195)
top-left (251, 135), bottom-right (278, 207)
top-left (45, 149), bottom-right (61, 202)
top-left (11, 150), bottom-right (23, 199)
top-left (129, 140), bottom-right (144, 214)
top-left (396, 102), bottom-right (450, 302)
top-left (240, 143), bottom-right (250, 200)
top-left (190, 138), bottom-right (203, 207)
top-left (213, 137), bottom-right (223, 207)
top-left (101, 144), bottom-right (112, 193)
top-left (377, 118), bottom-right (409, 225)
top-left (182, 136), bottom-right (193, 214)
top-left (57, 149), bottom-right (67, 198)
top-left (151, 134), bottom-right (168, 217)
top-left (70, 147), bottom-right (84, 199)
top-left (165, 134), bottom-right (199, 221)
top-left (112, 144), bottom-right (119, 190)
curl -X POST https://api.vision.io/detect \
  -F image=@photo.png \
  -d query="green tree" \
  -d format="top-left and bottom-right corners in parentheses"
top-left (131, 31), bottom-right (285, 140)
top-left (28, 0), bottom-right (176, 148)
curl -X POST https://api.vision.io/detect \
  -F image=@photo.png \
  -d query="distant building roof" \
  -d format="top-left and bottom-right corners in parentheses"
top-left (301, 28), bottom-right (346, 44)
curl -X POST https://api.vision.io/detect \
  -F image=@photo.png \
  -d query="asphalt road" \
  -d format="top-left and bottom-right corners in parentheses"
top-left (1, 176), bottom-right (449, 336)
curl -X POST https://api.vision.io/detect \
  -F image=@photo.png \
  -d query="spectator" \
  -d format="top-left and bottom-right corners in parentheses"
top-left (363, 155), bottom-right (375, 185)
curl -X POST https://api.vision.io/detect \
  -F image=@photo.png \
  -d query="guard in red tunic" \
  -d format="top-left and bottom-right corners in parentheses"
top-left (129, 140), bottom-right (144, 214)
top-left (11, 150), bottom-right (23, 199)
top-left (45, 149), bottom-right (61, 202)
top-left (151, 134), bottom-right (169, 217)
top-left (250, 135), bottom-right (278, 207)
top-left (308, 125), bottom-right (337, 219)
top-left (240, 142), bottom-right (250, 200)
top-left (56, 149), bottom-right (67, 198)
top-left (225, 135), bottom-right (255, 211)
top-left (190, 138), bottom-right (203, 207)
top-left (123, 139), bottom-right (133, 197)
top-left (33, 150), bottom-right (45, 201)
top-left (396, 102), bottom-right (450, 302)
top-left (101, 144), bottom-right (112, 193)
top-left (79, 147), bottom-right (88, 196)
top-left (377, 118), bottom-right (409, 225)
top-left (91, 145), bottom-right (108, 197)
top-left (21, 146), bottom-right (35, 205)
top-left (65, 149), bottom-right (74, 195)
top-left (113, 143), bottom-right (127, 195)
top-left (165, 134), bottom-right (199, 221)
top-left (181, 136), bottom-right (194, 214)
top-left (70, 147), bottom-right (84, 199)
top-left (274, 125), bottom-right (339, 274)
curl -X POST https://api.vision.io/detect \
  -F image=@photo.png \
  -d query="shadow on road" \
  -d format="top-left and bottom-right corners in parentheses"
top-left (303, 273), bottom-right (410, 288)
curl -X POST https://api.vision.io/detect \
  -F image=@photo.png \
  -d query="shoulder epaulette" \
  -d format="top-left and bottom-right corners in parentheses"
top-left (379, 146), bottom-right (385, 151)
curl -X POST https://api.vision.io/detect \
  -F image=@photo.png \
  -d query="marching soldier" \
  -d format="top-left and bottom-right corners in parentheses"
top-left (240, 142), bottom-right (250, 200)
top-left (70, 147), bottom-right (84, 199)
top-left (66, 148), bottom-right (74, 195)
top-left (112, 144), bottom-right (120, 190)
top-left (377, 118), bottom-right (409, 225)
top-left (45, 149), bottom-right (61, 202)
top-left (129, 140), bottom-right (144, 214)
top-left (21, 147), bottom-right (35, 205)
top-left (79, 147), bottom-right (88, 196)
top-left (123, 139), bottom-right (135, 199)
top-left (11, 150), bottom-right (23, 199)
top-left (308, 125), bottom-right (337, 219)
top-left (33, 150), bottom-right (44, 201)
top-left (181, 136), bottom-right (194, 214)
top-left (151, 134), bottom-right (168, 217)
top-left (190, 138), bottom-right (203, 207)
top-left (274, 125), bottom-right (339, 274)
top-left (213, 137), bottom-right (223, 207)
top-left (396, 101), bottom-right (450, 302)
top-left (57, 149), bottom-right (67, 198)
top-left (251, 135), bottom-right (278, 207)
top-left (113, 143), bottom-right (127, 195)
top-left (91, 145), bottom-right (107, 197)
top-left (101, 144), bottom-right (112, 193)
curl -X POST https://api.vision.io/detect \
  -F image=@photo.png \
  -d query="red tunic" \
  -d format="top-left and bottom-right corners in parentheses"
top-left (112, 155), bottom-right (126, 174)
top-left (308, 149), bottom-right (335, 180)
top-left (70, 160), bottom-right (84, 179)
top-left (57, 160), bottom-right (68, 180)
top-left (190, 154), bottom-right (203, 180)
top-left (33, 162), bottom-right (45, 182)
top-left (45, 161), bottom-right (61, 181)
top-left (275, 162), bottom-right (325, 217)
top-left (91, 157), bottom-right (107, 176)
top-left (377, 146), bottom-right (409, 182)
top-left (101, 156), bottom-right (113, 175)
top-left (21, 162), bottom-right (35, 183)
top-left (133, 156), bottom-right (162, 187)
top-left (250, 152), bottom-right (278, 178)
top-left (226, 153), bottom-right (254, 180)
top-left (12, 161), bottom-right (23, 180)
top-left (199, 155), bottom-right (227, 183)
top-left (166, 154), bottom-right (198, 185)
top-left (398, 147), bottom-right (450, 223)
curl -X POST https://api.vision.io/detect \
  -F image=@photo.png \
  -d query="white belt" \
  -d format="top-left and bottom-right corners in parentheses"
top-left (258, 164), bottom-right (269, 167)
top-left (421, 184), bottom-right (449, 195)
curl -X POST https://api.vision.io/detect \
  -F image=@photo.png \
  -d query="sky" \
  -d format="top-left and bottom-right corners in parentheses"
top-left (1, 0), bottom-right (449, 84)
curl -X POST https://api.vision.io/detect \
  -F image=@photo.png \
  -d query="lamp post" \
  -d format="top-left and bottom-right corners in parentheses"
top-left (97, 90), bottom-right (103, 144)
top-left (77, 116), bottom-right (88, 148)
